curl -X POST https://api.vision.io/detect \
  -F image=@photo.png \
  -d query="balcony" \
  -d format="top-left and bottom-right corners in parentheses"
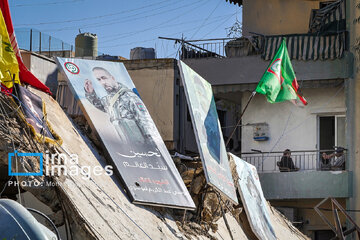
top-left (240, 150), bottom-right (345, 172)
top-left (180, 37), bottom-right (260, 59)
top-left (176, 0), bottom-right (349, 87)
top-left (238, 150), bottom-right (351, 200)
top-left (180, 34), bottom-right (352, 88)
top-left (180, 32), bottom-right (346, 60)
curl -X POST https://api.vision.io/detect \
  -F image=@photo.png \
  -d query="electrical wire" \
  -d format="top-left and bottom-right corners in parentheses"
top-left (40, 0), bottom-right (193, 32)
top-left (281, 84), bottom-right (344, 140)
top-left (14, 0), bottom-right (236, 57)
top-left (101, 0), bottom-right (214, 42)
top-left (100, 38), bottom-right (158, 49)
top-left (262, 112), bottom-right (293, 162)
top-left (200, 12), bottom-right (236, 39)
top-left (190, 0), bottom-right (223, 39)
top-left (100, 14), bottom-right (235, 49)
top-left (165, 41), bottom-right (182, 59)
top-left (27, 208), bottom-right (61, 239)
top-left (101, 13), bottom-right (233, 43)
top-left (0, 92), bottom-right (70, 238)
top-left (11, 0), bottom-right (84, 8)
top-left (14, 0), bottom-right (169, 26)
top-left (258, 83), bottom-right (345, 163)
top-left (0, 98), bottom-right (22, 205)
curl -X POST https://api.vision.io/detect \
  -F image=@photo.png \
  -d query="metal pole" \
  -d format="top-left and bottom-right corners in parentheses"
top-left (304, 152), bottom-right (306, 170)
top-left (216, 194), bottom-right (234, 240)
top-left (29, 29), bottom-right (32, 52)
top-left (48, 36), bottom-right (51, 57)
top-left (223, 39), bottom-right (225, 56)
top-left (181, 39), bottom-right (184, 60)
top-left (226, 91), bottom-right (256, 147)
top-left (39, 32), bottom-right (42, 54)
top-left (62, 41), bottom-right (64, 57)
top-left (332, 204), bottom-right (344, 240)
top-left (218, 42), bottom-right (220, 57)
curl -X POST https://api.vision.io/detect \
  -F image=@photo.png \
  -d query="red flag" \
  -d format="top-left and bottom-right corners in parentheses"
top-left (0, 0), bottom-right (51, 95)
top-left (0, 84), bottom-right (12, 95)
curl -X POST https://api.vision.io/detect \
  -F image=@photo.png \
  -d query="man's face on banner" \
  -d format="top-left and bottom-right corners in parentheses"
top-left (93, 68), bottom-right (118, 93)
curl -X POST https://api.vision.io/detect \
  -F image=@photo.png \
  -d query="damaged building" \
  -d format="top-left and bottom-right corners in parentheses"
top-left (0, 0), bottom-right (359, 239)
top-left (178, 0), bottom-right (359, 239)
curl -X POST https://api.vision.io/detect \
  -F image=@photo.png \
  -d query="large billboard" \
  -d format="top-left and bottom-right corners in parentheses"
top-left (230, 153), bottom-right (276, 240)
top-left (178, 61), bottom-right (237, 204)
top-left (56, 58), bottom-right (195, 210)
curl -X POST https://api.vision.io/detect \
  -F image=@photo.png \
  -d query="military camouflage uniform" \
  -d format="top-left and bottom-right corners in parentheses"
top-left (85, 83), bottom-right (154, 145)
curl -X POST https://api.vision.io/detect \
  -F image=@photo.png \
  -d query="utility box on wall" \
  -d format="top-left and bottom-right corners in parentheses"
top-left (253, 123), bottom-right (269, 141)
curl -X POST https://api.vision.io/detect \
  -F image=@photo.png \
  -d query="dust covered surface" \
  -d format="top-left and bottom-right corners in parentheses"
top-left (0, 88), bottom-right (309, 239)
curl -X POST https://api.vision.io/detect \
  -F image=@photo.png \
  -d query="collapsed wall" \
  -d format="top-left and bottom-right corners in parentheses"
top-left (0, 86), bottom-right (309, 239)
top-left (0, 87), bottom-right (248, 239)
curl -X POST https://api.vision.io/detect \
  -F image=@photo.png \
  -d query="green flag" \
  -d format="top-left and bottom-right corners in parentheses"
top-left (256, 39), bottom-right (307, 105)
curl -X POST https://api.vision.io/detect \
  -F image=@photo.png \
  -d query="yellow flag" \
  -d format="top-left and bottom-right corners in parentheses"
top-left (0, 10), bottom-right (19, 88)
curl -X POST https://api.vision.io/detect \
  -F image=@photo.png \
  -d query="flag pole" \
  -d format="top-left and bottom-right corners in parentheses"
top-left (225, 91), bottom-right (256, 147)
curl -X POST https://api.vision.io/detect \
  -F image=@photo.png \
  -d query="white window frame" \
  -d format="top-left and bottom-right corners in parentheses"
top-left (335, 115), bottom-right (345, 147)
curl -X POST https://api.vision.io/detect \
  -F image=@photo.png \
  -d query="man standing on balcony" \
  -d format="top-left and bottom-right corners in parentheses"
top-left (322, 147), bottom-right (346, 170)
top-left (278, 149), bottom-right (299, 172)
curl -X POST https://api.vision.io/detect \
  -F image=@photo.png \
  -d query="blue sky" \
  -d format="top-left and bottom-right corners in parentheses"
top-left (10, 0), bottom-right (242, 59)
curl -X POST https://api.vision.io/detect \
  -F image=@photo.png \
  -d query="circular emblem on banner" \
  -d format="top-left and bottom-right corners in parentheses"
top-left (267, 58), bottom-right (282, 83)
top-left (64, 62), bottom-right (80, 74)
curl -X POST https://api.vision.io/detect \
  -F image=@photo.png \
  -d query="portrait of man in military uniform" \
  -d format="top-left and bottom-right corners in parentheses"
top-left (84, 66), bottom-right (156, 148)
top-left (57, 58), bottom-right (196, 209)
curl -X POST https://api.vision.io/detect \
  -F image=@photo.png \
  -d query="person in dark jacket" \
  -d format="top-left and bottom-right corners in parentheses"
top-left (278, 149), bottom-right (299, 172)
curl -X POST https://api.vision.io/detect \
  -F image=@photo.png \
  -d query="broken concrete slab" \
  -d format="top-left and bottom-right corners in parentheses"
top-left (30, 88), bottom-right (249, 239)
top-left (0, 87), bottom-right (310, 240)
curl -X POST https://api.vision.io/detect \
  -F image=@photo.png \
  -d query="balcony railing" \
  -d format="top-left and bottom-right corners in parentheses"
top-left (15, 28), bottom-right (105, 58)
top-left (180, 37), bottom-right (261, 59)
top-left (178, 32), bottom-right (347, 61)
top-left (239, 149), bottom-right (346, 173)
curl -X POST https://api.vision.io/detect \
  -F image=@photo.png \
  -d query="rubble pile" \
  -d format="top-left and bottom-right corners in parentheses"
top-left (0, 87), bottom-right (310, 239)
top-left (174, 159), bottom-right (232, 232)
top-left (0, 93), bottom-right (102, 238)
top-left (173, 156), bottom-right (309, 240)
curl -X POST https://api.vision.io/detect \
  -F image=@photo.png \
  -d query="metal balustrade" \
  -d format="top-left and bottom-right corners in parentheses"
top-left (179, 37), bottom-right (250, 59)
top-left (15, 28), bottom-right (104, 58)
top-left (239, 150), bottom-right (346, 173)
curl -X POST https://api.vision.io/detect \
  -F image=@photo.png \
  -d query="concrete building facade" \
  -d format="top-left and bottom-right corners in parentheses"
top-left (180, 0), bottom-right (357, 238)
top-left (21, 50), bottom-right (59, 95)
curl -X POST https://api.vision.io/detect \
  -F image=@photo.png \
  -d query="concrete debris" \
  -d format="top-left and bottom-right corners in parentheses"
top-left (178, 162), bottom-right (231, 233)
top-left (228, 152), bottom-right (309, 240)
top-left (269, 206), bottom-right (309, 240)
top-left (176, 155), bottom-right (309, 240)
top-left (0, 87), bottom-right (309, 239)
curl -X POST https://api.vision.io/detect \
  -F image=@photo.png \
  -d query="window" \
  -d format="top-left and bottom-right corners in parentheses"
top-left (319, 115), bottom-right (346, 151)
top-left (314, 230), bottom-right (336, 240)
